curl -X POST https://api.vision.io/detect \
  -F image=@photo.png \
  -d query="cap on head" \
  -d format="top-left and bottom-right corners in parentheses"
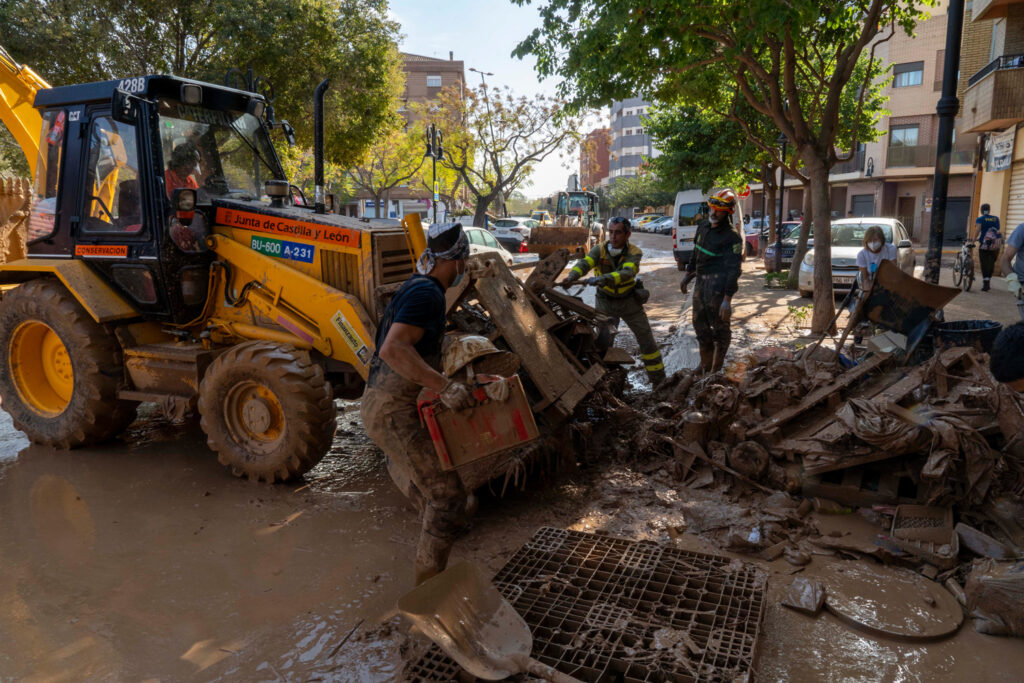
top-left (708, 189), bottom-right (736, 214)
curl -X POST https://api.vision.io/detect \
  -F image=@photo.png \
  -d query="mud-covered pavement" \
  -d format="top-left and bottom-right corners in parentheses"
top-left (2, 233), bottom-right (1024, 681)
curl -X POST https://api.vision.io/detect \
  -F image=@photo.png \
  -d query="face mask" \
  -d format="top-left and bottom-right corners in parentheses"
top-left (451, 261), bottom-right (466, 286)
top-left (869, 240), bottom-right (882, 251)
top-left (608, 246), bottom-right (623, 256)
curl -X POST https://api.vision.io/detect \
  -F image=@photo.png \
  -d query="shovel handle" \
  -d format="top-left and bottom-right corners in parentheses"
top-left (525, 657), bottom-right (586, 683)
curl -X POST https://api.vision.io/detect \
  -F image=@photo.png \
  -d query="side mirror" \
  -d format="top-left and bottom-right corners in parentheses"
top-left (112, 88), bottom-right (141, 124)
top-left (279, 120), bottom-right (297, 146)
top-left (898, 239), bottom-right (913, 249)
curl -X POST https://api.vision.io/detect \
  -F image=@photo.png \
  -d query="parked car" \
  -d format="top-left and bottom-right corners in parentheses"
top-left (633, 214), bottom-right (665, 231)
top-left (796, 218), bottom-right (916, 297)
top-left (490, 217), bottom-right (537, 252)
top-left (530, 210), bottom-right (552, 223)
top-left (465, 226), bottom-right (516, 266)
top-left (742, 223), bottom-right (759, 256)
top-left (645, 216), bottom-right (673, 235)
top-left (762, 221), bottom-right (807, 272)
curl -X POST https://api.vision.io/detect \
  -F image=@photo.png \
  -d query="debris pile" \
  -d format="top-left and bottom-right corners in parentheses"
top-left (588, 343), bottom-right (1024, 637)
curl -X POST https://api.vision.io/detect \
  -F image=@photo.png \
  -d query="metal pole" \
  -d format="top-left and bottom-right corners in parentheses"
top-left (775, 139), bottom-right (787, 272)
top-left (432, 150), bottom-right (438, 224)
top-left (924, 0), bottom-right (966, 284)
top-left (761, 162), bottom-right (768, 246)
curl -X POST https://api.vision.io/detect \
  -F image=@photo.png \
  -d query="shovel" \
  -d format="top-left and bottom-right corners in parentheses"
top-left (397, 561), bottom-right (584, 682)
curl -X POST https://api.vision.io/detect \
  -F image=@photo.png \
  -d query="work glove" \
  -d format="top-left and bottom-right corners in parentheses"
top-left (719, 299), bottom-right (732, 323)
top-left (582, 275), bottom-right (608, 287)
top-left (439, 380), bottom-right (475, 412)
top-left (482, 377), bottom-right (510, 403)
top-left (1008, 273), bottom-right (1022, 297)
top-left (679, 272), bottom-right (695, 295)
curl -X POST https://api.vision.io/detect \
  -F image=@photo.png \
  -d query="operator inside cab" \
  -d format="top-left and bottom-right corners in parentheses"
top-left (360, 222), bottom-right (478, 585)
top-left (165, 143), bottom-right (200, 197)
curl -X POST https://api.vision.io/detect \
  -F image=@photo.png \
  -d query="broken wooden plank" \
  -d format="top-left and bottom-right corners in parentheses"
top-left (747, 354), bottom-right (888, 437)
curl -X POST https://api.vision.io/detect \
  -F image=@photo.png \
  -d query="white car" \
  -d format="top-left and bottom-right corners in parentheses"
top-left (465, 226), bottom-right (515, 266)
top-left (490, 217), bottom-right (537, 252)
top-left (797, 218), bottom-right (916, 297)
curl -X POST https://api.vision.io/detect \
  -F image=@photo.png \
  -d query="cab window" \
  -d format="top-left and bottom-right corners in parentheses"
top-left (83, 116), bottom-right (144, 233)
top-left (27, 109), bottom-right (66, 241)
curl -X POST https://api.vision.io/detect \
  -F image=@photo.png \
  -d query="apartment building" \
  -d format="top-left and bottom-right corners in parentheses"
top-left (958, 0), bottom-right (1024, 235)
top-left (580, 127), bottom-right (610, 189)
top-left (349, 52), bottom-right (466, 218)
top-left (608, 98), bottom-right (659, 183)
top-left (745, 0), bottom-right (979, 243)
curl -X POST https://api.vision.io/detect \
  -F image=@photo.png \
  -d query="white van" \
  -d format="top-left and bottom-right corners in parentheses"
top-left (672, 189), bottom-right (746, 271)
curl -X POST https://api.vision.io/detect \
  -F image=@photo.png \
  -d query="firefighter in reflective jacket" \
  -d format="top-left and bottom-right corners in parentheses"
top-left (564, 216), bottom-right (666, 386)
top-left (679, 189), bottom-right (743, 374)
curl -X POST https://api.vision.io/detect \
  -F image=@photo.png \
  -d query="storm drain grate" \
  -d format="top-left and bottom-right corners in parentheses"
top-left (405, 527), bottom-right (767, 682)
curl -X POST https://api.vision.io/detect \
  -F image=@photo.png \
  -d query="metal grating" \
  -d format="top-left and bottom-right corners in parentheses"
top-left (405, 527), bottom-right (767, 682)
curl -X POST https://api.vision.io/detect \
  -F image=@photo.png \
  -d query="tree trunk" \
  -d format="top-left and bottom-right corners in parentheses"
top-left (787, 185), bottom-right (813, 289)
top-left (473, 196), bottom-right (491, 229)
top-left (807, 162), bottom-right (836, 334)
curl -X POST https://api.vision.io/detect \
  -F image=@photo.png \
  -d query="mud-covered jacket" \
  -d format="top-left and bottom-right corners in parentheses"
top-left (570, 241), bottom-right (642, 298)
top-left (685, 218), bottom-right (743, 297)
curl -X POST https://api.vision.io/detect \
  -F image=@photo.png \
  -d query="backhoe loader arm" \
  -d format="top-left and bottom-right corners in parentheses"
top-left (0, 47), bottom-right (49, 179)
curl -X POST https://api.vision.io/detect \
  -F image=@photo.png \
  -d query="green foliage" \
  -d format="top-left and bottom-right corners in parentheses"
top-left (277, 145), bottom-right (354, 202)
top-left (0, 127), bottom-right (30, 177)
top-left (604, 173), bottom-right (676, 212)
top-left (1, 0), bottom-right (403, 167)
top-left (764, 270), bottom-right (790, 287)
top-left (788, 304), bottom-right (813, 326)
top-left (345, 121), bottom-right (426, 203)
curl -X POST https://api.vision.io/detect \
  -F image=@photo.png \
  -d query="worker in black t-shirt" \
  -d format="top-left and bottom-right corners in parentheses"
top-left (360, 222), bottom-right (474, 585)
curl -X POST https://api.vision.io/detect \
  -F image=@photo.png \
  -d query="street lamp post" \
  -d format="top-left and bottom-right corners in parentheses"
top-left (776, 133), bottom-right (788, 273)
top-left (424, 123), bottom-right (444, 224)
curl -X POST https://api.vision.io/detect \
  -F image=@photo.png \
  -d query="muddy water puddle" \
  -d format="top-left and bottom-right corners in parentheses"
top-left (0, 401), bottom-right (421, 680)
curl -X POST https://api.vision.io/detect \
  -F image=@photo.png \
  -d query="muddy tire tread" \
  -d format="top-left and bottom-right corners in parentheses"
top-left (198, 341), bottom-right (335, 483)
top-left (0, 278), bottom-right (135, 447)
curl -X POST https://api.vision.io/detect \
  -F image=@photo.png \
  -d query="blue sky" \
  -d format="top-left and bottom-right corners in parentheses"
top-left (388, 0), bottom-right (597, 197)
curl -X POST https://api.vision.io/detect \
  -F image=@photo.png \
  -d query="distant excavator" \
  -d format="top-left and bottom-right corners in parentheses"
top-left (527, 189), bottom-right (601, 258)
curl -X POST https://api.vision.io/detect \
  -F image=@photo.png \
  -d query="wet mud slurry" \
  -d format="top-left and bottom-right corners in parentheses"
top-left (2, 234), bottom-right (1024, 681)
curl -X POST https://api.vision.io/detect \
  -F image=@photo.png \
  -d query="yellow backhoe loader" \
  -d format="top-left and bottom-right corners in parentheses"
top-left (0, 51), bottom-right (429, 482)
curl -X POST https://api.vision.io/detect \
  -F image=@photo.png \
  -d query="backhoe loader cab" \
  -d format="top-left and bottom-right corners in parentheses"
top-left (0, 72), bottom-right (425, 482)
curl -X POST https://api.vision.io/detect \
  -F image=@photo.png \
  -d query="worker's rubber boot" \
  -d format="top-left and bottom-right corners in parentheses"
top-left (414, 532), bottom-right (455, 586)
top-left (697, 345), bottom-right (715, 375)
top-left (982, 278), bottom-right (991, 292)
top-left (712, 343), bottom-right (729, 373)
top-left (648, 368), bottom-right (667, 388)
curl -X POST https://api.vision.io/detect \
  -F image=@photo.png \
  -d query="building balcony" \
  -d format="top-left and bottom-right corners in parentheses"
top-left (885, 144), bottom-right (974, 169)
top-left (831, 149), bottom-right (866, 175)
top-left (972, 0), bottom-right (1021, 21)
top-left (959, 54), bottom-right (1024, 133)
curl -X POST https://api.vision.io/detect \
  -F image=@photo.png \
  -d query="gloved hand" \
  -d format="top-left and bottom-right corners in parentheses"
top-left (482, 377), bottom-right (510, 402)
top-left (439, 380), bottom-right (475, 411)
top-left (563, 271), bottom-right (581, 286)
top-left (582, 275), bottom-right (606, 287)
top-left (679, 272), bottom-right (695, 294)
top-left (719, 299), bottom-right (732, 322)
top-left (1008, 273), bottom-right (1022, 297)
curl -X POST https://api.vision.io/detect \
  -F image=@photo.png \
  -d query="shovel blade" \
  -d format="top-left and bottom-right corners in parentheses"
top-left (398, 562), bottom-right (533, 680)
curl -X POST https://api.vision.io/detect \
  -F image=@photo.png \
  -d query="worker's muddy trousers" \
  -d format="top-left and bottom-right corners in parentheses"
top-left (596, 293), bottom-right (666, 385)
top-left (361, 387), bottom-right (467, 584)
top-left (692, 273), bottom-right (731, 371)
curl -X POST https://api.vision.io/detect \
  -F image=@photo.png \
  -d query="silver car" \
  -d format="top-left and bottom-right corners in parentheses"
top-left (797, 218), bottom-right (915, 297)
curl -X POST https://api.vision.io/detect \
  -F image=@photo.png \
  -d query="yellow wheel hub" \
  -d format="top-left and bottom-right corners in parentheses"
top-left (224, 381), bottom-right (285, 454)
top-left (9, 321), bottom-right (74, 416)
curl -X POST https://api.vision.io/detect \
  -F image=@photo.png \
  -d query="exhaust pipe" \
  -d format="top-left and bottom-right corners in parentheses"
top-left (313, 78), bottom-right (329, 214)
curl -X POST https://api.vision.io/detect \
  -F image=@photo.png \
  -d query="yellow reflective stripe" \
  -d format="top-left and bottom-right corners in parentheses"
top-left (622, 261), bottom-right (638, 272)
top-left (611, 271), bottom-right (622, 284)
top-left (641, 350), bottom-right (662, 360)
top-left (645, 361), bottom-right (665, 371)
top-left (571, 265), bottom-right (585, 275)
top-left (584, 255), bottom-right (596, 267)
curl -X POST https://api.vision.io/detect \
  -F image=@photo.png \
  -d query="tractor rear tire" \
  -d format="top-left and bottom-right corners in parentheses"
top-left (0, 278), bottom-right (136, 447)
top-left (198, 341), bottom-right (335, 483)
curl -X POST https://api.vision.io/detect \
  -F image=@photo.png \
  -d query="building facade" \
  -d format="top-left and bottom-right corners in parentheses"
top-left (348, 52), bottom-right (466, 219)
top-left (958, 0), bottom-right (1024, 236)
top-left (745, 0), bottom-right (980, 244)
top-left (608, 98), bottom-right (659, 182)
top-left (580, 127), bottom-right (610, 189)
